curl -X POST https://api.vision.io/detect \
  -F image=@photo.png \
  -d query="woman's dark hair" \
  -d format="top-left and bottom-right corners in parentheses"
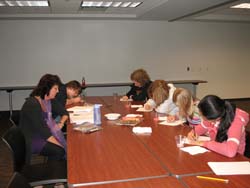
top-left (198, 95), bottom-right (236, 142)
top-left (30, 74), bottom-right (62, 99)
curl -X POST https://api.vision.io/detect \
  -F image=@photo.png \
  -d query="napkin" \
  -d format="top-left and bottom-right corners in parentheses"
top-left (132, 127), bottom-right (152, 134)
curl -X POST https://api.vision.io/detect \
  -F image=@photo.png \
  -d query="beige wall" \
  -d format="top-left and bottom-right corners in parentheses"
top-left (0, 20), bottom-right (250, 110)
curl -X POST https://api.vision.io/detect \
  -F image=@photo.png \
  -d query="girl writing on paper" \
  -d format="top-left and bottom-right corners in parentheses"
top-left (121, 68), bottom-right (152, 101)
top-left (171, 88), bottom-right (201, 125)
top-left (19, 74), bottom-right (67, 163)
top-left (144, 80), bottom-right (178, 115)
top-left (187, 95), bottom-right (249, 158)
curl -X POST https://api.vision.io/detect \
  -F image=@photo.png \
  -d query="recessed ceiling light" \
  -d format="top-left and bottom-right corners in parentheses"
top-left (81, 1), bottom-right (142, 8)
top-left (231, 3), bottom-right (250, 9)
top-left (121, 2), bottom-right (131, 8)
top-left (129, 2), bottom-right (141, 8)
top-left (112, 2), bottom-right (122, 7)
top-left (0, 1), bottom-right (49, 7)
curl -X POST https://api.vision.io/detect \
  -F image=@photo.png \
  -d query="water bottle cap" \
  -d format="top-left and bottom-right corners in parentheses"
top-left (94, 104), bottom-right (102, 108)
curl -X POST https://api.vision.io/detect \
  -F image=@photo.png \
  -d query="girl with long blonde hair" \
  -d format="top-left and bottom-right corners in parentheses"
top-left (144, 80), bottom-right (178, 115)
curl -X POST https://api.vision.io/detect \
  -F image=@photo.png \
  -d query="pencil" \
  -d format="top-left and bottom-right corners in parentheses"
top-left (196, 176), bottom-right (229, 183)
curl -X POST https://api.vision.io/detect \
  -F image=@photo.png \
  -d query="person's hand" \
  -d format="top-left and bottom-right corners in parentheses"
top-left (187, 130), bottom-right (198, 141)
top-left (73, 96), bottom-right (82, 103)
top-left (57, 122), bottom-right (64, 129)
top-left (187, 139), bottom-right (204, 146)
top-left (121, 96), bottom-right (128, 101)
top-left (47, 136), bottom-right (63, 147)
top-left (167, 115), bottom-right (176, 122)
top-left (144, 104), bottom-right (152, 110)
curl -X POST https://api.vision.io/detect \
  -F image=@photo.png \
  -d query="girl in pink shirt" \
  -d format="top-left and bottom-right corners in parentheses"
top-left (187, 95), bottom-right (249, 158)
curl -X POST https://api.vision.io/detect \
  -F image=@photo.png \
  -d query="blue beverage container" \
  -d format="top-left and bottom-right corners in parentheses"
top-left (94, 104), bottom-right (101, 125)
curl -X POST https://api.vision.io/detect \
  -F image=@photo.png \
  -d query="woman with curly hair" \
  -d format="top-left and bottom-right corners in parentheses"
top-left (121, 68), bottom-right (152, 101)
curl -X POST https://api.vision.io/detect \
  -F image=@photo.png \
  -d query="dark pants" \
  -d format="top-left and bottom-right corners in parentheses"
top-left (40, 142), bottom-right (65, 161)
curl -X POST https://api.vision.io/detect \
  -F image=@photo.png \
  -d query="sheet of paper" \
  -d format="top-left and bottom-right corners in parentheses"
top-left (159, 120), bottom-right (185, 126)
top-left (120, 98), bottom-right (133, 102)
top-left (208, 161), bottom-right (250, 175)
top-left (131, 105), bottom-right (143, 108)
top-left (126, 114), bottom-right (143, 117)
top-left (157, 116), bottom-right (167, 121)
top-left (185, 136), bottom-right (211, 144)
top-left (136, 107), bottom-right (153, 112)
top-left (180, 146), bottom-right (210, 155)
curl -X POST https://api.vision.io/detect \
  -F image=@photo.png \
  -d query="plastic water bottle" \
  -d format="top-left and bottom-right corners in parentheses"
top-left (94, 104), bottom-right (101, 125)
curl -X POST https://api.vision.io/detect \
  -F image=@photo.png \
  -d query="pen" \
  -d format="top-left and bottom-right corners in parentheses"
top-left (192, 125), bottom-right (197, 141)
top-left (196, 176), bottom-right (229, 183)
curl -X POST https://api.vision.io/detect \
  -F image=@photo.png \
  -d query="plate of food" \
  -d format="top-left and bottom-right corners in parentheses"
top-left (116, 117), bottom-right (142, 126)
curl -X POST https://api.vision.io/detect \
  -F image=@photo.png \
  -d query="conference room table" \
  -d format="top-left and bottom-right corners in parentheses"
top-left (67, 96), bottom-right (250, 188)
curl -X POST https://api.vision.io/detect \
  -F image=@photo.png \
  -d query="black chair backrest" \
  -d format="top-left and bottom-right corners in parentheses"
top-left (244, 131), bottom-right (250, 158)
top-left (0, 138), bottom-right (15, 188)
top-left (7, 172), bottom-right (31, 188)
top-left (2, 126), bottom-right (26, 172)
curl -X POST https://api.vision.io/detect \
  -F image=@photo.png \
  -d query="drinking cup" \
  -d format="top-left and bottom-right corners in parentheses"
top-left (175, 135), bottom-right (186, 148)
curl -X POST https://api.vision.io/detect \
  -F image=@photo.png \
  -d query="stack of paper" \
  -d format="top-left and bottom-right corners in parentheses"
top-left (180, 146), bottom-right (210, 155)
top-left (208, 161), bottom-right (250, 175)
top-left (132, 127), bottom-right (152, 134)
top-left (67, 106), bottom-right (93, 113)
top-left (68, 106), bottom-right (94, 124)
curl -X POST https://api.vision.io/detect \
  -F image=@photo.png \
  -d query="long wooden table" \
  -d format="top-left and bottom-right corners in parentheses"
top-left (67, 96), bottom-right (250, 187)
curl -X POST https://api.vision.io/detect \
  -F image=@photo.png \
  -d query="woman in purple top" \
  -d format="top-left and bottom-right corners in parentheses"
top-left (19, 74), bottom-right (68, 163)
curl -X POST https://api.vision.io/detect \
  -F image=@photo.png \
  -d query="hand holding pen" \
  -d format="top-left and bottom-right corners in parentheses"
top-left (187, 126), bottom-right (197, 141)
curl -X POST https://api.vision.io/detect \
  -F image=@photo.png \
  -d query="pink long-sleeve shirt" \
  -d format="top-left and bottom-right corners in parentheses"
top-left (195, 108), bottom-right (249, 158)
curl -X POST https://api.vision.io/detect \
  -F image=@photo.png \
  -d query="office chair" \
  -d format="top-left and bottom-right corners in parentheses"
top-left (244, 130), bottom-right (250, 158)
top-left (2, 126), bottom-right (67, 187)
top-left (0, 137), bottom-right (14, 188)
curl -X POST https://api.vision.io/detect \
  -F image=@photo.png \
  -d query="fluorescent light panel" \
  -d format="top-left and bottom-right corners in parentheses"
top-left (81, 1), bottom-right (142, 8)
top-left (231, 3), bottom-right (250, 9)
top-left (0, 1), bottom-right (49, 7)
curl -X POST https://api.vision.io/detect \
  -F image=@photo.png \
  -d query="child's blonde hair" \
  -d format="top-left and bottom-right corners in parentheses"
top-left (173, 88), bottom-right (194, 118)
top-left (148, 80), bottom-right (170, 106)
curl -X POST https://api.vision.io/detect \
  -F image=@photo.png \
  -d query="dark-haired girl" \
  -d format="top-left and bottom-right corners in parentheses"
top-left (187, 95), bottom-right (249, 157)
